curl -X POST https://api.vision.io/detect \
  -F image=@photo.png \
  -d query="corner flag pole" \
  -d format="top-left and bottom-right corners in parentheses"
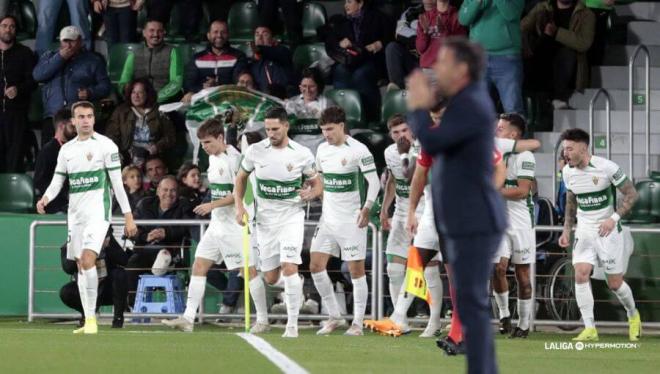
top-left (242, 213), bottom-right (251, 333)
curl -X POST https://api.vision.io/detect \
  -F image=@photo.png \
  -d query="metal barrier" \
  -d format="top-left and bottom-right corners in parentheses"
top-left (628, 44), bottom-right (651, 179)
top-left (28, 219), bottom-right (380, 323)
top-left (589, 88), bottom-right (612, 159)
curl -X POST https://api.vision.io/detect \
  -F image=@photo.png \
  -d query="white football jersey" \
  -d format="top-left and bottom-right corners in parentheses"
top-left (503, 151), bottom-right (536, 229)
top-left (51, 133), bottom-right (121, 222)
top-left (207, 145), bottom-right (242, 227)
top-left (495, 137), bottom-right (516, 155)
top-left (562, 156), bottom-right (627, 230)
top-left (241, 138), bottom-right (316, 224)
top-left (384, 143), bottom-right (424, 219)
top-left (316, 136), bottom-right (376, 223)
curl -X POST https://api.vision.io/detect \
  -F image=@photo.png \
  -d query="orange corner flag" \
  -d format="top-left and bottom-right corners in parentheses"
top-left (404, 246), bottom-right (431, 304)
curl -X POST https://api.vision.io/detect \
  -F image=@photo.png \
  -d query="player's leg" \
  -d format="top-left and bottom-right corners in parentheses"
top-left (511, 264), bottom-right (532, 338)
top-left (606, 272), bottom-right (641, 341)
top-left (444, 263), bottom-right (463, 345)
top-left (243, 266), bottom-right (271, 333)
top-left (281, 261), bottom-right (302, 337)
top-left (420, 258), bottom-right (443, 338)
top-left (346, 259), bottom-right (367, 336)
top-left (162, 257), bottom-right (214, 332)
top-left (74, 222), bottom-right (109, 334)
top-left (387, 256), bottom-right (407, 306)
top-left (311, 251), bottom-right (345, 334)
top-left (572, 233), bottom-right (599, 341)
top-left (385, 218), bottom-right (410, 306)
top-left (492, 235), bottom-right (512, 334)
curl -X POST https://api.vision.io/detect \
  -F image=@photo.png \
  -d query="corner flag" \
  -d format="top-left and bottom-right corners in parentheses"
top-left (404, 246), bottom-right (431, 304)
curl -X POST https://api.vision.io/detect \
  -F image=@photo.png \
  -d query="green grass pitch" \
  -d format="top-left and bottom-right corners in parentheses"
top-left (0, 320), bottom-right (657, 373)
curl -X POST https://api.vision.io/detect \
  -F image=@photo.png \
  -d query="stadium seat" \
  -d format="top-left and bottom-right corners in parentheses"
top-left (324, 89), bottom-right (364, 129)
top-left (177, 43), bottom-right (208, 67)
top-left (0, 174), bottom-right (34, 213)
top-left (625, 180), bottom-right (656, 223)
top-left (651, 170), bottom-right (660, 182)
top-left (27, 86), bottom-right (43, 125)
top-left (302, 2), bottom-right (327, 42)
top-left (107, 43), bottom-right (142, 84)
top-left (649, 181), bottom-right (660, 221)
top-left (381, 89), bottom-right (408, 125)
top-left (292, 43), bottom-right (328, 72)
top-left (13, 0), bottom-right (37, 41)
top-left (232, 42), bottom-right (252, 58)
top-left (228, 2), bottom-right (260, 42)
top-left (165, 1), bottom-right (210, 43)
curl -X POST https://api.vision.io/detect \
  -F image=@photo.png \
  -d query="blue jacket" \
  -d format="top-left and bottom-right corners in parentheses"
top-left (408, 81), bottom-right (507, 237)
top-left (33, 49), bottom-right (111, 118)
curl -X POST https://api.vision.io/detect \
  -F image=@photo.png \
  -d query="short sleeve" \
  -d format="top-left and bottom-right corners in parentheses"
top-left (605, 160), bottom-right (627, 187)
top-left (495, 137), bottom-right (516, 154)
top-left (302, 148), bottom-right (317, 178)
top-left (561, 165), bottom-right (571, 192)
top-left (516, 152), bottom-right (535, 180)
top-left (417, 148), bottom-right (432, 168)
top-left (104, 141), bottom-right (122, 171)
top-left (384, 147), bottom-right (395, 171)
top-left (241, 144), bottom-right (256, 172)
top-left (358, 145), bottom-right (376, 174)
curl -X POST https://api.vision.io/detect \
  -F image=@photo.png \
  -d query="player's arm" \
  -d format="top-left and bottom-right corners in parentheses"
top-left (558, 190), bottom-right (577, 247)
top-left (358, 168), bottom-right (380, 228)
top-left (500, 178), bottom-right (532, 200)
top-left (37, 151), bottom-right (67, 214)
top-left (192, 191), bottom-right (234, 216)
top-left (599, 166), bottom-right (638, 237)
top-left (615, 179), bottom-right (638, 219)
top-left (233, 168), bottom-right (250, 225)
top-left (513, 139), bottom-right (541, 153)
top-left (106, 149), bottom-right (137, 237)
top-left (406, 163), bottom-right (427, 236)
top-left (379, 170), bottom-right (395, 231)
top-left (493, 158), bottom-right (507, 188)
top-left (300, 173), bottom-right (323, 201)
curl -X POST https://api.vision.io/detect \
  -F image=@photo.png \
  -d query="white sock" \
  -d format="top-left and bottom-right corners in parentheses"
top-left (351, 276), bottom-right (368, 327)
top-left (312, 271), bottom-right (341, 319)
top-left (425, 266), bottom-right (443, 328)
top-left (612, 281), bottom-right (637, 318)
top-left (494, 291), bottom-right (510, 319)
top-left (76, 271), bottom-right (88, 318)
top-left (390, 279), bottom-right (414, 326)
top-left (82, 267), bottom-right (98, 319)
top-left (517, 298), bottom-right (533, 330)
top-left (575, 282), bottom-right (595, 328)
top-left (183, 275), bottom-right (206, 322)
top-left (387, 262), bottom-right (406, 306)
top-left (249, 276), bottom-right (269, 324)
top-left (283, 273), bottom-right (302, 328)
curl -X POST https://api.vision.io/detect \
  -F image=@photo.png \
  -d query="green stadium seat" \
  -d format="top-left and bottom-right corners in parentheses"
top-left (292, 43), bottom-right (328, 72)
top-left (228, 2), bottom-right (260, 42)
top-left (624, 180), bottom-right (656, 224)
top-left (0, 174), bottom-right (34, 213)
top-left (324, 89), bottom-right (364, 129)
top-left (107, 43), bottom-right (142, 84)
top-left (177, 43), bottom-right (208, 67)
top-left (165, 1), bottom-right (211, 43)
top-left (651, 170), bottom-right (660, 182)
top-left (232, 42), bottom-right (253, 58)
top-left (302, 2), bottom-right (327, 42)
top-left (14, 0), bottom-right (37, 41)
top-left (381, 89), bottom-right (408, 125)
top-left (28, 86), bottom-right (43, 124)
top-left (649, 181), bottom-right (660, 220)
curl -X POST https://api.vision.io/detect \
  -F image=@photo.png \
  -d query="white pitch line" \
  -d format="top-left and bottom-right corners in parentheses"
top-left (237, 333), bottom-right (309, 374)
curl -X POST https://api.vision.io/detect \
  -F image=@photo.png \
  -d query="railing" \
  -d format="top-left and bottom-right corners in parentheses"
top-left (553, 137), bottom-right (563, 206)
top-left (589, 88), bottom-right (612, 159)
top-left (628, 44), bottom-right (651, 179)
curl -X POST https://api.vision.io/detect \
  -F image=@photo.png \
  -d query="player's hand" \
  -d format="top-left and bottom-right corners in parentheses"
top-left (357, 207), bottom-right (370, 229)
top-left (36, 196), bottom-right (49, 214)
top-left (406, 212), bottom-right (418, 237)
top-left (181, 92), bottom-right (193, 104)
top-left (380, 213), bottom-right (391, 231)
top-left (406, 69), bottom-right (435, 111)
top-left (193, 202), bottom-right (213, 216)
top-left (396, 136), bottom-right (411, 155)
top-left (298, 186), bottom-right (315, 202)
top-left (202, 76), bottom-right (216, 89)
top-left (4, 86), bottom-right (17, 99)
top-left (339, 38), bottom-right (352, 49)
top-left (124, 214), bottom-right (138, 238)
top-left (558, 229), bottom-right (571, 248)
top-left (598, 218), bottom-right (616, 237)
top-left (235, 204), bottom-right (248, 226)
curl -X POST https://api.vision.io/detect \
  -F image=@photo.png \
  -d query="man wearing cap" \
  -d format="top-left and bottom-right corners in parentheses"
top-left (33, 25), bottom-right (111, 145)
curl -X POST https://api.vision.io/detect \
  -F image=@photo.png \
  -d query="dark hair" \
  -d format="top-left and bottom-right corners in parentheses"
top-left (177, 162), bottom-right (200, 183)
top-left (300, 67), bottom-right (325, 94)
top-left (145, 154), bottom-right (166, 166)
top-left (124, 78), bottom-right (158, 109)
top-left (209, 19), bottom-right (228, 31)
top-left (443, 37), bottom-right (485, 82)
top-left (197, 118), bottom-right (225, 139)
top-left (53, 108), bottom-right (72, 128)
top-left (264, 106), bottom-right (289, 123)
top-left (144, 19), bottom-right (164, 29)
top-left (387, 113), bottom-right (407, 130)
top-left (319, 106), bottom-right (346, 126)
top-left (560, 128), bottom-right (590, 145)
top-left (499, 112), bottom-right (526, 137)
top-left (71, 101), bottom-right (95, 115)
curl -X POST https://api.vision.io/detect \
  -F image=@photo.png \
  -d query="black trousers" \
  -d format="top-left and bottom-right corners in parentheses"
top-left (525, 42), bottom-right (577, 102)
top-left (0, 111), bottom-right (27, 173)
top-left (59, 268), bottom-right (128, 319)
top-left (257, 0), bottom-right (302, 46)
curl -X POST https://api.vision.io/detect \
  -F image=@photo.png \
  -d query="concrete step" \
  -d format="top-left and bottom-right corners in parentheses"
top-left (627, 21), bottom-right (660, 45)
top-left (568, 89), bottom-right (660, 110)
top-left (553, 109), bottom-right (660, 134)
top-left (601, 45), bottom-right (660, 66)
top-left (591, 66), bottom-right (660, 90)
top-left (616, 2), bottom-right (660, 22)
top-left (534, 131), bottom-right (660, 155)
top-left (535, 132), bottom-right (562, 153)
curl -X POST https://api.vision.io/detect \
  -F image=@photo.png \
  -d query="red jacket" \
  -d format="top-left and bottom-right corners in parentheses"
top-left (416, 6), bottom-right (467, 68)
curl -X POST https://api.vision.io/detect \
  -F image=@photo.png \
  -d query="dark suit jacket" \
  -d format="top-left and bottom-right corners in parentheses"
top-left (407, 81), bottom-right (507, 237)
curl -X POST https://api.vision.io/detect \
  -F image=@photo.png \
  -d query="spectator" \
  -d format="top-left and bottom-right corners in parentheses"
top-left (127, 175), bottom-right (190, 306)
top-left (324, 0), bottom-right (393, 122)
top-left (284, 67), bottom-right (335, 154)
top-left (105, 78), bottom-right (176, 167)
top-left (91, 0), bottom-right (143, 45)
top-left (59, 227), bottom-right (131, 328)
top-left (521, 0), bottom-right (595, 109)
top-left (586, 0), bottom-right (616, 66)
top-left (143, 155), bottom-right (168, 192)
top-left (459, 0), bottom-right (525, 114)
top-left (147, 0), bottom-right (203, 42)
top-left (258, 0), bottom-right (303, 47)
top-left (113, 165), bottom-right (150, 215)
top-left (119, 19), bottom-right (183, 104)
top-left (36, 0), bottom-right (93, 55)
top-left (237, 70), bottom-right (255, 90)
top-left (182, 20), bottom-right (248, 103)
top-left (416, 0), bottom-right (467, 73)
top-left (0, 15), bottom-right (37, 173)
top-left (249, 25), bottom-right (296, 96)
top-left (33, 26), bottom-right (111, 145)
top-left (33, 109), bottom-right (76, 214)
top-left (177, 162), bottom-right (206, 213)
top-left (384, 0), bottom-right (431, 91)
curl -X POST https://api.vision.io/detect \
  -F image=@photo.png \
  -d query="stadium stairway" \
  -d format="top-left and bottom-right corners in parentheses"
top-left (534, 1), bottom-right (660, 200)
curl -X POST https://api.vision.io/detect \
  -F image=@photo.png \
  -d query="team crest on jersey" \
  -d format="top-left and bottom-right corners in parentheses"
top-left (592, 176), bottom-right (599, 185)
top-left (286, 163), bottom-right (293, 172)
top-left (86, 152), bottom-right (93, 161)
top-left (341, 158), bottom-right (347, 166)
top-left (219, 168), bottom-right (224, 176)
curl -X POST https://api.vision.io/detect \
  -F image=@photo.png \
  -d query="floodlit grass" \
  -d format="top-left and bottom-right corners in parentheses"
top-left (0, 320), bottom-right (657, 373)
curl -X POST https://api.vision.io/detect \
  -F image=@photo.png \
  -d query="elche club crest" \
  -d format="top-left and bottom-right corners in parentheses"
top-left (219, 168), bottom-right (224, 176)
top-left (286, 163), bottom-right (293, 172)
top-left (341, 158), bottom-right (347, 166)
top-left (86, 152), bottom-right (93, 161)
top-left (592, 176), bottom-right (599, 185)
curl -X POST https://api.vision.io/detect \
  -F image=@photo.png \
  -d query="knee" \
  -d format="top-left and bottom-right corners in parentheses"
top-left (309, 261), bottom-right (325, 274)
top-left (263, 272), bottom-right (279, 285)
top-left (281, 263), bottom-right (298, 277)
top-left (607, 277), bottom-right (623, 291)
top-left (494, 263), bottom-right (508, 279)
